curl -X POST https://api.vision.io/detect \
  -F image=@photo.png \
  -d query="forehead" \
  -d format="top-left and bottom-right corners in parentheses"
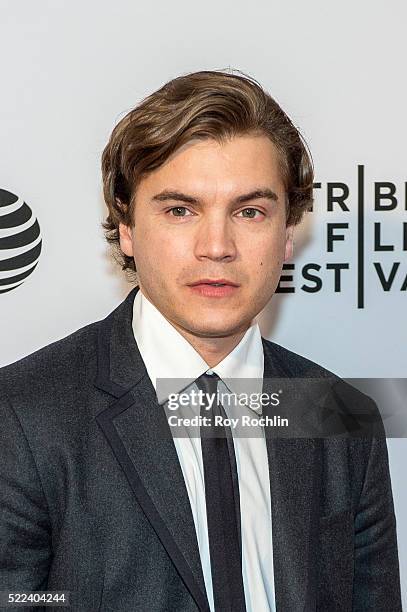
top-left (137, 134), bottom-right (286, 198)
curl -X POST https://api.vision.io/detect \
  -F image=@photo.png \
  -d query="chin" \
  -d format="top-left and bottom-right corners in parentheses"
top-left (187, 318), bottom-right (247, 338)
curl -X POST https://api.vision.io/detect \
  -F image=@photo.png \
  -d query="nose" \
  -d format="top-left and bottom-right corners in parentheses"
top-left (194, 213), bottom-right (237, 262)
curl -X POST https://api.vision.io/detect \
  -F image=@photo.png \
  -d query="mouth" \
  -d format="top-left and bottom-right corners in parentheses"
top-left (189, 278), bottom-right (239, 287)
top-left (187, 279), bottom-right (240, 298)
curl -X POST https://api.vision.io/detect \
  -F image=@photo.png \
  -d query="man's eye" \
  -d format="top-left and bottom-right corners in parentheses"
top-left (237, 208), bottom-right (263, 218)
top-left (168, 207), bottom-right (192, 217)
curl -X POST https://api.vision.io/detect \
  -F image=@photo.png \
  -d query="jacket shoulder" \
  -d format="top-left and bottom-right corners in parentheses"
top-left (262, 338), bottom-right (384, 436)
top-left (262, 338), bottom-right (338, 378)
top-left (0, 319), bottom-right (101, 405)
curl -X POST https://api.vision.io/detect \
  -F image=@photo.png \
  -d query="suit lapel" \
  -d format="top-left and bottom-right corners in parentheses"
top-left (262, 339), bottom-right (321, 612)
top-left (94, 287), bottom-right (210, 612)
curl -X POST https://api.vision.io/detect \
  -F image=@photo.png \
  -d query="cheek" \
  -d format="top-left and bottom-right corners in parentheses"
top-left (132, 223), bottom-right (190, 274)
top-left (247, 235), bottom-right (285, 273)
top-left (131, 222), bottom-right (156, 271)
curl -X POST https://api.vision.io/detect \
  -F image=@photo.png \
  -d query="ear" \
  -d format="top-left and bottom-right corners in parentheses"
top-left (284, 225), bottom-right (294, 261)
top-left (118, 222), bottom-right (134, 257)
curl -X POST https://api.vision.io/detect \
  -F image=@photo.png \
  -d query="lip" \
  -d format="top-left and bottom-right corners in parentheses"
top-left (189, 278), bottom-right (239, 287)
top-left (188, 279), bottom-right (240, 298)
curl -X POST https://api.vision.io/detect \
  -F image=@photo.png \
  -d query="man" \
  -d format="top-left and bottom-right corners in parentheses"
top-left (0, 70), bottom-right (402, 611)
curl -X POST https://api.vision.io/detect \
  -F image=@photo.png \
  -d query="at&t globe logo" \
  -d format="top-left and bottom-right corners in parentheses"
top-left (0, 189), bottom-right (42, 294)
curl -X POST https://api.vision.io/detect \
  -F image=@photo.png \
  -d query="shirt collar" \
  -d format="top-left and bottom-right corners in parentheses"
top-left (132, 288), bottom-right (264, 407)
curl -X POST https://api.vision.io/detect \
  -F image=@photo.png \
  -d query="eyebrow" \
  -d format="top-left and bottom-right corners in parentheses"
top-left (151, 188), bottom-right (279, 205)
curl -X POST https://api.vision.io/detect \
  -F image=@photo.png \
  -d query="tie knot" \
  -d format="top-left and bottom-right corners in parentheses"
top-left (195, 372), bottom-right (220, 396)
top-left (195, 373), bottom-right (226, 430)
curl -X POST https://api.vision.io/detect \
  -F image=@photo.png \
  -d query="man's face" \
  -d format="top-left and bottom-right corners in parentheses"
top-left (119, 134), bottom-right (293, 338)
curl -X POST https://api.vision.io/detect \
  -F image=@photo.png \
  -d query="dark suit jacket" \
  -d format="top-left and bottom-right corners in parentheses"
top-left (0, 287), bottom-right (402, 611)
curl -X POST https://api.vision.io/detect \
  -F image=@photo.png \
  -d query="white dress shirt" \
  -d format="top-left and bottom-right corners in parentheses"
top-left (132, 288), bottom-right (275, 612)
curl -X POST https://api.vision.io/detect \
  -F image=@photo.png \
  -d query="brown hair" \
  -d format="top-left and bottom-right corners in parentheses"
top-left (101, 69), bottom-right (314, 277)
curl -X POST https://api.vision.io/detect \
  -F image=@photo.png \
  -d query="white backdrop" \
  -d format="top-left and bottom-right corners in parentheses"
top-left (1, 0), bottom-right (406, 605)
